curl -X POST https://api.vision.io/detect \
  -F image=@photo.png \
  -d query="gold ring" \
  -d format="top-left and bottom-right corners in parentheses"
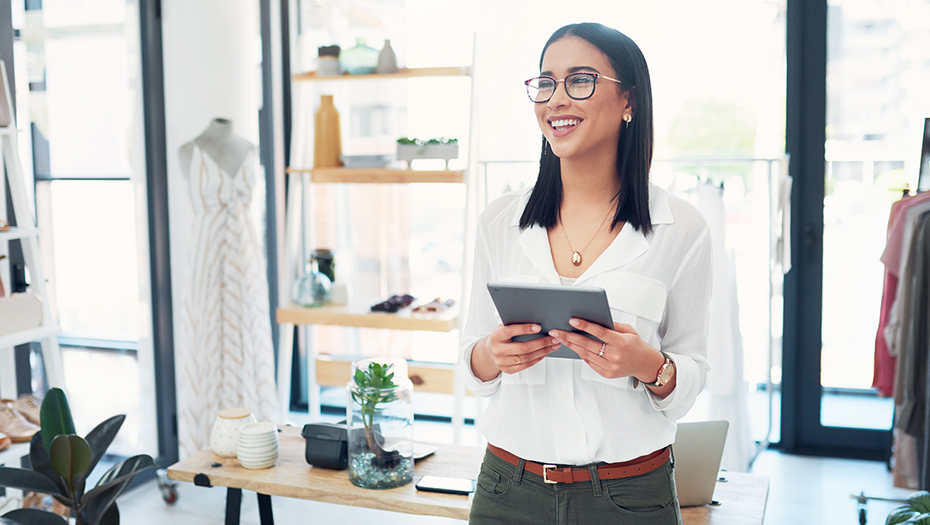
top-left (598, 342), bottom-right (606, 357)
top-left (513, 355), bottom-right (520, 364)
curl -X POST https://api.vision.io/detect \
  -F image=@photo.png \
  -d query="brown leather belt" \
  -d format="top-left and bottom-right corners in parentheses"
top-left (487, 443), bottom-right (670, 484)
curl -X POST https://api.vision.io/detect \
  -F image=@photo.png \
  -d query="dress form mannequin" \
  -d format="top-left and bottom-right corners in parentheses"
top-left (179, 118), bottom-right (254, 178)
top-left (175, 118), bottom-right (278, 457)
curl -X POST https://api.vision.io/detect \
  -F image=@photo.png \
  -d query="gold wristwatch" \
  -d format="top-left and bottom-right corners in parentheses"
top-left (642, 351), bottom-right (675, 387)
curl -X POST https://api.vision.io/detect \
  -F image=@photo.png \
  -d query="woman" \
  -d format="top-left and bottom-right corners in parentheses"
top-left (459, 23), bottom-right (713, 524)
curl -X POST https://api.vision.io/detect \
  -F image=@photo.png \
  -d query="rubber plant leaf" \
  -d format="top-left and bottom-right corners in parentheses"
top-left (40, 388), bottom-right (76, 454)
top-left (80, 485), bottom-right (123, 525)
top-left (28, 432), bottom-right (70, 501)
top-left (909, 492), bottom-right (930, 514)
top-left (82, 454), bottom-right (157, 503)
top-left (72, 415), bottom-right (126, 493)
top-left (0, 466), bottom-right (63, 495)
top-left (49, 434), bottom-right (91, 491)
top-left (0, 508), bottom-right (69, 525)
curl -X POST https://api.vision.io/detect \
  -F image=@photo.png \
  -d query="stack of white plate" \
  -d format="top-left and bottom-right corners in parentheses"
top-left (236, 422), bottom-right (279, 469)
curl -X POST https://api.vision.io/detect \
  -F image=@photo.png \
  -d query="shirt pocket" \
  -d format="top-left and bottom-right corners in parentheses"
top-left (580, 272), bottom-right (668, 389)
top-left (496, 274), bottom-right (547, 386)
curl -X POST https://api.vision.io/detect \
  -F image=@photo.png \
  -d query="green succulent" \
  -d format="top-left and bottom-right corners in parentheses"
top-left (351, 362), bottom-right (400, 461)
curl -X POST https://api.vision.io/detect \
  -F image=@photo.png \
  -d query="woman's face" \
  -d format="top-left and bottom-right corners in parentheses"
top-left (535, 36), bottom-right (630, 162)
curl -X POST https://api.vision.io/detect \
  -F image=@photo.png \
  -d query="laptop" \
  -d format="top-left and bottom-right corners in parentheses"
top-left (673, 420), bottom-right (729, 507)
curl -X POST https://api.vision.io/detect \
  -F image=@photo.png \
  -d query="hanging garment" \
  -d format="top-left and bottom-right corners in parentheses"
top-left (696, 182), bottom-right (752, 472)
top-left (896, 210), bottom-right (930, 438)
top-left (873, 196), bottom-right (910, 396)
top-left (177, 144), bottom-right (278, 458)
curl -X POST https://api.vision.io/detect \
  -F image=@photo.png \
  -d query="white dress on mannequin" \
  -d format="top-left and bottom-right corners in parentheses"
top-left (176, 119), bottom-right (278, 457)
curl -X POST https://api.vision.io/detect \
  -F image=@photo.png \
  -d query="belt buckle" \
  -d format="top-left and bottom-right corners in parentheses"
top-left (542, 464), bottom-right (558, 484)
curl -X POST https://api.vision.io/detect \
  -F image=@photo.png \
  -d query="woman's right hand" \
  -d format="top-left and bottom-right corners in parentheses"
top-left (470, 323), bottom-right (561, 381)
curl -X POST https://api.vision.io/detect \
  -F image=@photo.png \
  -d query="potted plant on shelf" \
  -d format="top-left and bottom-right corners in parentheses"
top-left (0, 388), bottom-right (157, 525)
top-left (346, 357), bottom-right (413, 489)
top-left (396, 137), bottom-right (459, 169)
top-left (886, 491), bottom-right (930, 524)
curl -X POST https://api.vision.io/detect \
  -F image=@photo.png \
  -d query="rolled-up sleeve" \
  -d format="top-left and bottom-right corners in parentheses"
top-left (458, 209), bottom-right (503, 397)
top-left (647, 226), bottom-right (713, 419)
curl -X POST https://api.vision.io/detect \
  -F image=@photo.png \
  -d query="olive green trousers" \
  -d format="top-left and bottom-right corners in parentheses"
top-left (469, 447), bottom-right (683, 525)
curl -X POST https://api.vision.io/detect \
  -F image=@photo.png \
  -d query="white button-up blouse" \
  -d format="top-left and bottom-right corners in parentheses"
top-left (459, 183), bottom-right (713, 466)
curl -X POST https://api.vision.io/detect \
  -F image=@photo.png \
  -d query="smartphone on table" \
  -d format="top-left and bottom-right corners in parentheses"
top-left (415, 475), bottom-right (476, 495)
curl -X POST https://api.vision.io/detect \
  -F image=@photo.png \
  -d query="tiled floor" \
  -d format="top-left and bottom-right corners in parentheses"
top-left (108, 425), bottom-right (915, 525)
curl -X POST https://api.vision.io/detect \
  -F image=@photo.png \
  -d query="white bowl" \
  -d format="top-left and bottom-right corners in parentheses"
top-left (237, 448), bottom-right (278, 460)
top-left (239, 457), bottom-right (276, 469)
top-left (239, 422), bottom-right (278, 438)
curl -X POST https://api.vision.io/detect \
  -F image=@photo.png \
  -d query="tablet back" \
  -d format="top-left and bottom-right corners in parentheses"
top-left (486, 282), bottom-right (613, 359)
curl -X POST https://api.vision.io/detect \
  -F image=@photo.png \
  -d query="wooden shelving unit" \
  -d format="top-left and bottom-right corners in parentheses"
top-left (284, 167), bottom-right (463, 184)
top-left (278, 52), bottom-right (477, 440)
top-left (277, 302), bottom-right (458, 333)
top-left (293, 66), bottom-right (470, 83)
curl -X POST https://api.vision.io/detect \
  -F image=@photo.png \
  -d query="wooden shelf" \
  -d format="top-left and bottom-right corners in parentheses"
top-left (0, 442), bottom-right (29, 466)
top-left (0, 325), bottom-right (60, 349)
top-left (277, 301), bottom-right (459, 332)
top-left (285, 167), bottom-right (463, 184)
top-left (293, 66), bottom-right (470, 82)
top-left (0, 227), bottom-right (39, 242)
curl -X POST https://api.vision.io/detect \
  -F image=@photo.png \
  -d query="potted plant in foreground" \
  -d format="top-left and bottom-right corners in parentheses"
top-left (0, 388), bottom-right (157, 525)
top-left (347, 357), bottom-right (414, 489)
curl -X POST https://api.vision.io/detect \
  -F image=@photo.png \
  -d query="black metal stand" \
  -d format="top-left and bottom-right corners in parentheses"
top-left (225, 488), bottom-right (242, 525)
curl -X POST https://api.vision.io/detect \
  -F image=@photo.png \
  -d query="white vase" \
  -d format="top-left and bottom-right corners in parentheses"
top-left (377, 39), bottom-right (398, 74)
top-left (210, 407), bottom-right (257, 457)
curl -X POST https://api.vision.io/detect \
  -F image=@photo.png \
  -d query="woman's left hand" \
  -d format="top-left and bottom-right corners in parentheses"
top-left (549, 318), bottom-right (658, 380)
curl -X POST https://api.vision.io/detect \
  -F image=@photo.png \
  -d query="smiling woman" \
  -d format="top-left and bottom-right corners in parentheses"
top-left (461, 22), bottom-right (712, 525)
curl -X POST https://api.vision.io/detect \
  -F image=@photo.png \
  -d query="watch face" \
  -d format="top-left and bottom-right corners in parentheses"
top-left (659, 363), bottom-right (674, 384)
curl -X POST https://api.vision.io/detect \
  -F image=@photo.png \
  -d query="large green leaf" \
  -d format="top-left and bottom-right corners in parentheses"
top-left (910, 492), bottom-right (930, 514)
top-left (40, 388), bottom-right (76, 454)
top-left (83, 455), bottom-right (157, 503)
top-left (71, 415), bottom-right (125, 495)
top-left (80, 484), bottom-right (124, 525)
top-left (49, 435), bottom-right (91, 490)
top-left (0, 508), bottom-right (69, 525)
top-left (0, 466), bottom-right (62, 495)
top-left (28, 433), bottom-right (70, 504)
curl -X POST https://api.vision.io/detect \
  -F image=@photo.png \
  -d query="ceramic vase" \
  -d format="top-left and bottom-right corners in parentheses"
top-left (376, 39), bottom-right (398, 74)
top-left (291, 256), bottom-right (332, 307)
top-left (210, 407), bottom-right (257, 457)
top-left (314, 95), bottom-right (342, 168)
top-left (347, 357), bottom-right (414, 489)
top-left (339, 38), bottom-right (379, 75)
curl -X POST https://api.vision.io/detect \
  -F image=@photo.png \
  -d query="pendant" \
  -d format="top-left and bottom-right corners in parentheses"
top-left (571, 251), bottom-right (582, 266)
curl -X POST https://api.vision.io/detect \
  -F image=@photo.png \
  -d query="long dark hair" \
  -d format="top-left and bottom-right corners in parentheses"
top-left (519, 23), bottom-right (655, 234)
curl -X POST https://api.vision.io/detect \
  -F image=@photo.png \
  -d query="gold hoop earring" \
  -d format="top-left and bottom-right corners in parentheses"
top-left (623, 114), bottom-right (632, 123)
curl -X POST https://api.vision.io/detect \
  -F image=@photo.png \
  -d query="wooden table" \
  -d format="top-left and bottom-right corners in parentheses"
top-left (167, 426), bottom-right (768, 524)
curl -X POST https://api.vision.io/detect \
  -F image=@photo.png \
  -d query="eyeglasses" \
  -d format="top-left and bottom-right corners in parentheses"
top-left (524, 72), bottom-right (623, 103)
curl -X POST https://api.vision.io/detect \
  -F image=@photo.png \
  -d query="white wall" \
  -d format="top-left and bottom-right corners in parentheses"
top-left (161, 0), bottom-right (262, 403)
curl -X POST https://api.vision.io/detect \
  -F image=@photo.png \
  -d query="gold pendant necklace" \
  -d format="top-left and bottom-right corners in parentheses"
top-left (559, 205), bottom-right (614, 266)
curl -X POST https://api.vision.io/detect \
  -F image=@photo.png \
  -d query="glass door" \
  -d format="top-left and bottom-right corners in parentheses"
top-left (784, 0), bottom-right (930, 459)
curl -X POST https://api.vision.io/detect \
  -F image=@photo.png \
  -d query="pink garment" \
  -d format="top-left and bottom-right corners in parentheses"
top-left (874, 192), bottom-right (930, 396)
top-left (881, 192), bottom-right (930, 275)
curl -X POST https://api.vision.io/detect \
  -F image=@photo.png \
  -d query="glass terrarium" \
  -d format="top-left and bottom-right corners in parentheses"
top-left (347, 356), bottom-right (414, 489)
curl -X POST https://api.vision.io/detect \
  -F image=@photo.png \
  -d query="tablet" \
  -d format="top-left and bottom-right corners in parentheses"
top-left (486, 281), bottom-right (614, 359)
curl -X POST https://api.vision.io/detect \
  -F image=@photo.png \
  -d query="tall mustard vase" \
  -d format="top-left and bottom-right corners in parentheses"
top-left (314, 94), bottom-right (342, 167)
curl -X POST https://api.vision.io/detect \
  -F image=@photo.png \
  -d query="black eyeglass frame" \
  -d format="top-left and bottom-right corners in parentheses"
top-left (524, 72), bottom-right (624, 103)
